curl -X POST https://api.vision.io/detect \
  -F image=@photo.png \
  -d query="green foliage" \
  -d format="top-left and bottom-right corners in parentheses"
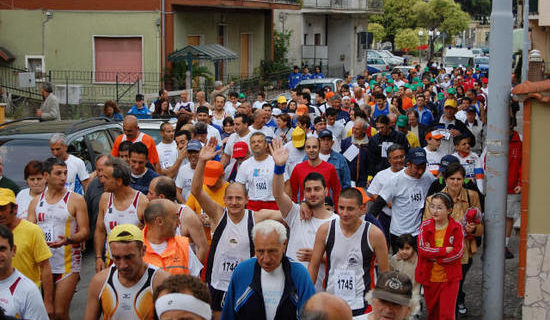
top-left (260, 29), bottom-right (292, 78)
top-left (394, 28), bottom-right (420, 52)
top-left (455, 0), bottom-right (491, 20)
top-left (370, 0), bottom-right (421, 41)
top-left (368, 23), bottom-right (386, 43)
top-left (165, 60), bottom-right (213, 90)
top-left (414, 0), bottom-right (471, 37)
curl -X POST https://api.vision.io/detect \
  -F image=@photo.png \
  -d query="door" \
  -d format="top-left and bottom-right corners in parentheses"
top-left (217, 25), bottom-right (226, 80)
top-left (188, 35), bottom-right (201, 70)
top-left (240, 33), bottom-right (251, 79)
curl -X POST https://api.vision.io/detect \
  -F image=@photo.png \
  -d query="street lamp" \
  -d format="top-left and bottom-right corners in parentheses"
top-left (418, 30), bottom-right (424, 65)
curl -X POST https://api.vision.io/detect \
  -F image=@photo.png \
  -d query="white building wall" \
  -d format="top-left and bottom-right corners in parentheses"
top-left (274, 10), bottom-right (303, 66)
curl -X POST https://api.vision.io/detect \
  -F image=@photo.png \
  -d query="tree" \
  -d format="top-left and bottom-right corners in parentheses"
top-left (455, 0), bottom-right (491, 20)
top-left (370, 0), bottom-right (421, 43)
top-left (414, 0), bottom-right (471, 38)
top-left (394, 28), bottom-right (420, 52)
top-left (368, 23), bottom-right (386, 43)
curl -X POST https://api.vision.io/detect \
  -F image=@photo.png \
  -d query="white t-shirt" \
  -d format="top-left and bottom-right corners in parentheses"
top-left (253, 100), bottom-right (265, 110)
top-left (175, 163), bottom-right (194, 202)
top-left (326, 122), bottom-right (346, 152)
top-left (424, 147), bottom-right (446, 176)
top-left (224, 131), bottom-right (252, 158)
top-left (156, 141), bottom-right (178, 169)
top-left (261, 264), bottom-right (285, 320)
top-left (149, 101), bottom-right (173, 112)
top-left (367, 167), bottom-right (402, 216)
top-left (379, 170), bottom-right (435, 236)
top-left (207, 124), bottom-right (223, 146)
top-left (283, 203), bottom-right (335, 290)
top-left (64, 154), bottom-right (90, 194)
top-left (236, 156), bottom-right (286, 201)
top-left (249, 125), bottom-right (275, 138)
top-left (15, 188), bottom-right (36, 219)
top-left (284, 141), bottom-right (306, 178)
top-left (148, 241), bottom-right (203, 277)
top-left (224, 102), bottom-right (238, 117)
top-left (0, 269), bottom-right (49, 320)
top-left (174, 101), bottom-right (195, 113)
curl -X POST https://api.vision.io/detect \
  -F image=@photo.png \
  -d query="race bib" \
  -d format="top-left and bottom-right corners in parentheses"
top-left (381, 141), bottom-right (393, 158)
top-left (253, 176), bottom-right (269, 198)
top-left (409, 187), bottom-right (424, 209)
top-left (219, 255), bottom-right (241, 281)
top-left (334, 269), bottom-right (356, 300)
top-left (464, 162), bottom-right (475, 177)
top-left (42, 223), bottom-right (55, 243)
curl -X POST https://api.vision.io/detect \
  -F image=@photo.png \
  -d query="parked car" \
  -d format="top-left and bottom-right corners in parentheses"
top-left (366, 57), bottom-right (391, 74)
top-left (474, 56), bottom-right (490, 75)
top-left (138, 119), bottom-right (178, 145)
top-left (367, 50), bottom-right (402, 66)
top-left (378, 50), bottom-right (405, 65)
top-left (390, 66), bottom-right (416, 78)
top-left (295, 78), bottom-right (343, 100)
top-left (0, 117), bottom-right (122, 187)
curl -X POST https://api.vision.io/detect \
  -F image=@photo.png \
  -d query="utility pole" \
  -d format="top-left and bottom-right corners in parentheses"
top-left (522, 0), bottom-right (530, 82)
top-left (483, 0), bottom-right (513, 319)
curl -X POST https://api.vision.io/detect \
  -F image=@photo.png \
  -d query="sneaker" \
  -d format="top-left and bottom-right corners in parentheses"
top-left (505, 247), bottom-right (514, 259)
top-left (457, 303), bottom-right (468, 315)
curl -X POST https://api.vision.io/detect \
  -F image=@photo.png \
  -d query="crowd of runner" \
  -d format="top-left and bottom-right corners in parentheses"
top-left (0, 62), bottom-right (523, 320)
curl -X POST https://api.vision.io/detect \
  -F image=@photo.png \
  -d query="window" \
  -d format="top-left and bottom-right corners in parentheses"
top-left (87, 130), bottom-right (112, 158)
top-left (314, 33), bottom-right (321, 46)
top-left (304, 34), bottom-right (308, 45)
top-left (67, 136), bottom-right (93, 173)
top-left (94, 36), bottom-right (143, 83)
top-left (25, 55), bottom-right (46, 81)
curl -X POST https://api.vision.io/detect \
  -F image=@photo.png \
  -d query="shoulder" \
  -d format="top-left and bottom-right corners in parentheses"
top-left (16, 219), bottom-right (43, 234)
top-left (419, 219), bottom-right (434, 230)
top-left (233, 258), bottom-right (257, 277)
top-left (90, 268), bottom-right (110, 291)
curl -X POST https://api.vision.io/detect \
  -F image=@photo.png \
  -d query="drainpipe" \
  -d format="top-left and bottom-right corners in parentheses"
top-left (42, 11), bottom-right (53, 57)
top-left (161, 0), bottom-right (166, 73)
top-left (518, 98), bottom-right (531, 297)
top-left (522, 0), bottom-right (529, 83)
top-left (482, 0), bottom-right (513, 318)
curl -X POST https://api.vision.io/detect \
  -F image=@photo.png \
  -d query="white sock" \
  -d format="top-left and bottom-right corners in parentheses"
top-left (506, 237), bottom-right (510, 247)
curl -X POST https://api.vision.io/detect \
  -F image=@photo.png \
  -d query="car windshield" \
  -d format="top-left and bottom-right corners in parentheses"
top-left (0, 139), bottom-right (52, 187)
top-left (444, 56), bottom-right (472, 66)
top-left (296, 82), bottom-right (335, 93)
top-left (475, 57), bottom-right (489, 64)
top-left (140, 129), bottom-right (162, 144)
top-left (378, 50), bottom-right (392, 58)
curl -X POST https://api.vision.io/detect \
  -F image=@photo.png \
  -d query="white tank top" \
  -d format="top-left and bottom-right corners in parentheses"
top-left (121, 132), bottom-right (144, 143)
top-left (99, 264), bottom-right (159, 320)
top-left (103, 191), bottom-right (141, 235)
top-left (36, 191), bottom-right (81, 274)
top-left (325, 218), bottom-right (374, 312)
top-left (209, 210), bottom-right (254, 291)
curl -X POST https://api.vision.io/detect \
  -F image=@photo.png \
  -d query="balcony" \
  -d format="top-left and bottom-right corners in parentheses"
top-left (173, 0), bottom-right (300, 10)
top-left (302, 0), bottom-right (383, 13)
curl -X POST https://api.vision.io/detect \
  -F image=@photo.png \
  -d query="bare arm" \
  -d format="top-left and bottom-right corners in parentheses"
top-left (190, 138), bottom-right (224, 225)
top-left (369, 224), bottom-right (390, 272)
top-left (182, 208), bottom-right (209, 262)
top-left (158, 148), bottom-right (186, 178)
top-left (308, 222), bottom-right (329, 284)
top-left (152, 270), bottom-right (171, 293)
top-left (26, 196), bottom-right (39, 223)
top-left (269, 139), bottom-right (294, 217)
top-left (221, 153), bottom-right (231, 168)
top-left (254, 209), bottom-right (284, 224)
top-left (137, 194), bottom-right (149, 225)
top-left (82, 178), bottom-right (90, 192)
top-left (175, 191), bottom-right (184, 204)
top-left (94, 193), bottom-right (108, 272)
top-left (84, 271), bottom-right (108, 320)
top-left (39, 259), bottom-right (54, 318)
top-left (71, 194), bottom-right (90, 243)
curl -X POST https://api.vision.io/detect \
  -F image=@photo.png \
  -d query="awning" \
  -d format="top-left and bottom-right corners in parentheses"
top-left (168, 44), bottom-right (238, 62)
top-left (0, 47), bottom-right (15, 62)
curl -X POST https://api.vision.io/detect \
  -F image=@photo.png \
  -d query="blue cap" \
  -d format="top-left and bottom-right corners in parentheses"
top-left (439, 154), bottom-right (460, 173)
top-left (319, 129), bottom-right (333, 139)
top-left (187, 139), bottom-right (202, 152)
top-left (466, 106), bottom-right (477, 113)
top-left (265, 136), bottom-right (273, 144)
top-left (406, 148), bottom-right (427, 165)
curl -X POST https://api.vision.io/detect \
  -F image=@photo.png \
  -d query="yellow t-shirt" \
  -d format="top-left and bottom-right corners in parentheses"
top-left (430, 226), bottom-right (448, 282)
top-left (12, 219), bottom-right (53, 287)
top-left (186, 182), bottom-right (229, 242)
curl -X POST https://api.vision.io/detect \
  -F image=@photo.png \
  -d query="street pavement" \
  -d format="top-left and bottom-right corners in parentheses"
top-left (70, 231), bottom-right (524, 319)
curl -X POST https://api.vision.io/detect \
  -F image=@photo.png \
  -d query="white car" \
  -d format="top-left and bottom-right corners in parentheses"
top-left (138, 119), bottom-right (177, 144)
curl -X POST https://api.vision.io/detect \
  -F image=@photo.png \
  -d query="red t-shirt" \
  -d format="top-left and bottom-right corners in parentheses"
top-left (289, 160), bottom-right (341, 207)
top-left (111, 132), bottom-right (159, 165)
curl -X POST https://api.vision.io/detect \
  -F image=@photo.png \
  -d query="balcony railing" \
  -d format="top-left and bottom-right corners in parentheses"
top-left (302, 0), bottom-right (383, 12)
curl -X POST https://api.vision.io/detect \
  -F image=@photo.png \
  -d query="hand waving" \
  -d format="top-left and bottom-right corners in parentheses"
top-left (199, 137), bottom-right (221, 161)
top-left (269, 138), bottom-right (289, 166)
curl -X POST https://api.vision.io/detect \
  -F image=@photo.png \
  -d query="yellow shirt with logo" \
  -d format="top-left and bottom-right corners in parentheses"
top-left (12, 219), bottom-right (52, 287)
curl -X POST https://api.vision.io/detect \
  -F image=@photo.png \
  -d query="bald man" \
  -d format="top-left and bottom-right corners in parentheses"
top-left (111, 115), bottom-right (160, 171)
top-left (301, 292), bottom-right (353, 320)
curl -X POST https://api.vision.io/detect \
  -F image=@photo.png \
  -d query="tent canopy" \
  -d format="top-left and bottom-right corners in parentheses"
top-left (168, 44), bottom-right (237, 62)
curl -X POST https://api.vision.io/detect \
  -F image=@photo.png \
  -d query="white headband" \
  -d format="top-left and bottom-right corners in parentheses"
top-left (155, 293), bottom-right (212, 319)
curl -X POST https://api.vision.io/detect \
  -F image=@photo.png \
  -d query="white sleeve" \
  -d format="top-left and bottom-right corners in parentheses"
top-left (367, 174), bottom-right (383, 195)
top-left (175, 167), bottom-right (184, 188)
top-left (282, 203), bottom-right (300, 226)
top-left (188, 245), bottom-right (204, 277)
top-left (23, 285), bottom-right (49, 320)
top-left (235, 162), bottom-right (247, 185)
top-left (224, 134), bottom-right (236, 156)
top-left (149, 102), bottom-right (156, 113)
top-left (378, 176), bottom-right (395, 203)
top-left (77, 158), bottom-right (90, 180)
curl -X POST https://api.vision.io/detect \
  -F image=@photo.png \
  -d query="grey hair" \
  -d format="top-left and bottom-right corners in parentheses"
top-left (105, 155), bottom-right (131, 186)
top-left (252, 220), bottom-right (287, 244)
top-left (329, 94), bottom-right (341, 101)
top-left (214, 81), bottom-right (223, 87)
top-left (49, 133), bottom-right (67, 145)
top-left (354, 118), bottom-right (369, 130)
top-left (42, 82), bottom-right (53, 93)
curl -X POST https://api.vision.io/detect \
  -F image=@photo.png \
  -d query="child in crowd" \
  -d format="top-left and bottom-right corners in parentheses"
top-left (391, 234), bottom-right (421, 319)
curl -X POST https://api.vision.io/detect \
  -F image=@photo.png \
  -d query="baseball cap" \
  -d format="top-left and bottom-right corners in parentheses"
top-left (0, 188), bottom-right (16, 206)
top-left (385, 86), bottom-right (393, 93)
top-left (412, 77), bottom-right (420, 83)
top-left (396, 115), bottom-right (408, 128)
top-left (232, 141), bottom-right (249, 159)
top-left (204, 160), bottom-right (224, 186)
top-left (272, 108), bottom-right (282, 116)
top-left (187, 139), bottom-right (202, 152)
top-left (466, 106), bottom-right (477, 113)
top-left (447, 87), bottom-right (456, 95)
top-left (482, 77), bottom-right (489, 84)
top-left (372, 271), bottom-right (413, 306)
top-left (314, 116), bottom-right (325, 125)
top-left (277, 96), bottom-right (287, 104)
top-left (387, 79), bottom-right (394, 84)
top-left (108, 224), bottom-right (143, 243)
top-left (444, 99), bottom-right (458, 109)
top-left (404, 83), bottom-right (411, 89)
top-left (406, 148), bottom-right (427, 165)
top-left (296, 104), bottom-right (308, 116)
top-left (342, 95), bottom-right (351, 101)
top-left (437, 92), bottom-right (445, 100)
top-left (238, 93), bottom-right (246, 99)
top-left (325, 91), bottom-right (335, 100)
top-left (439, 154), bottom-right (460, 173)
top-left (292, 127), bottom-right (306, 148)
top-left (425, 130), bottom-right (444, 140)
top-left (318, 129), bottom-right (333, 139)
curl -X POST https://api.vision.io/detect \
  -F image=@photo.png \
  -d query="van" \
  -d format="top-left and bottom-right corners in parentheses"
top-left (443, 48), bottom-right (475, 72)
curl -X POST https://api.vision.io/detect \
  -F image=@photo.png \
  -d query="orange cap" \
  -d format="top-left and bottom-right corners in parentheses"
top-left (204, 160), bottom-right (224, 186)
top-left (354, 187), bottom-right (371, 204)
top-left (296, 104), bottom-right (308, 116)
top-left (325, 91), bottom-right (335, 100)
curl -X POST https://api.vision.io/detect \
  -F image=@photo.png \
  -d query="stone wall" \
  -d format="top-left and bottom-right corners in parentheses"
top-left (524, 234), bottom-right (550, 319)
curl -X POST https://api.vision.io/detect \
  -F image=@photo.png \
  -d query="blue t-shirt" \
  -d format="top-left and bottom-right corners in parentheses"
top-left (127, 105), bottom-right (152, 119)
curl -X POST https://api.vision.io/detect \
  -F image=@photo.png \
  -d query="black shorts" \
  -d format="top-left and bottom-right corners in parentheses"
top-left (209, 285), bottom-right (226, 311)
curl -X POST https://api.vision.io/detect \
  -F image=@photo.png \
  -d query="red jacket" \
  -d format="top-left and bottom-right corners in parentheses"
top-left (508, 130), bottom-right (522, 194)
top-left (415, 218), bottom-right (464, 284)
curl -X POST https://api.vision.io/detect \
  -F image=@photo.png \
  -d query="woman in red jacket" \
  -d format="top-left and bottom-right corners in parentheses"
top-left (416, 192), bottom-right (464, 320)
